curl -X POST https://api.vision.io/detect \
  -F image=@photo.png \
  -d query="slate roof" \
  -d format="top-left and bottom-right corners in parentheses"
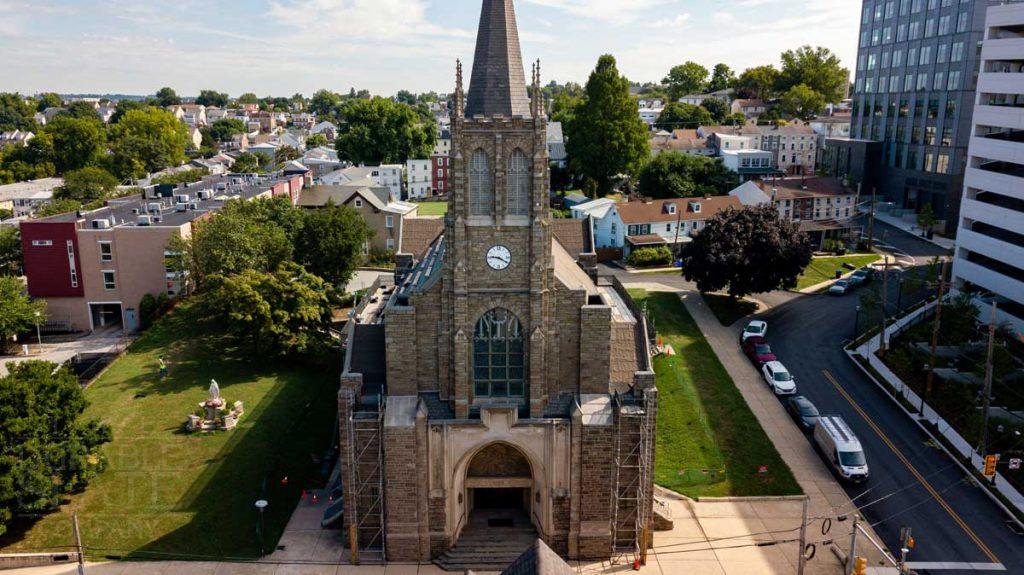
top-left (551, 218), bottom-right (588, 257)
top-left (500, 539), bottom-right (574, 575)
top-left (401, 217), bottom-right (445, 258)
top-left (466, 0), bottom-right (531, 118)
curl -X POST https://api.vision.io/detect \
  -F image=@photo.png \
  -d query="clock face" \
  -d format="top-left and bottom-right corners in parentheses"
top-left (486, 245), bottom-right (512, 270)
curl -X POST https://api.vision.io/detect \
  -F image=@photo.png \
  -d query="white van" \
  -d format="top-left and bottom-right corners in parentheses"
top-left (814, 416), bottom-right (869, 483)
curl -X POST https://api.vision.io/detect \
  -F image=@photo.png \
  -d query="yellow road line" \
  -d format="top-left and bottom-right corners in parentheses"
top-left (822, 369), bottom-right (999, 563)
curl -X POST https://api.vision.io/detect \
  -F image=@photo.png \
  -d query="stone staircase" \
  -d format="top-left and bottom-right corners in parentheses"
top-left (435, 522), bottom-right (538, 572)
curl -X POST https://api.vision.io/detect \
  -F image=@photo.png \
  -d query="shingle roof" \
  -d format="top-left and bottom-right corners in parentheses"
top-left (618, 196), bottom-right (741, 225)
top-left (501, 539), bottom-right (574, 575)
top-left (465, 0), bottom-right (531, 118)
top-left (551, 218), bottom-right (587, 257)
top-left (401, 217), bottom-right (445, 258)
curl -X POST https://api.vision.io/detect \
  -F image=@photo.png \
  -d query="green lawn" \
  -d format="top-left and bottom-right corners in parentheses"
top-left (631, 290), bottom-right (801, 498)
top-left (702, 294), bottom-right (759, 327)
top-left (415, 202), bottom-right (448, 216)
top-left (0, 303), bottom-right (340, 560)
top-left (796, 254), bottom-right (881, 290)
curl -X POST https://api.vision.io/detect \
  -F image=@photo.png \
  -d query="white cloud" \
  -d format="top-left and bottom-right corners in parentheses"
top-left (651, 14), bottom-right (691, 29)
top-left (523, 0), bottom-right (677, 24)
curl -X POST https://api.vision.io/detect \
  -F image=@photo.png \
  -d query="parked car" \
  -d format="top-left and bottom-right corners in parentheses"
top-left (742, 337), bottom-right (776, 366)
top-left (741, 320), bottom-right (768, 342)
top-left (761, 361), bottom-right (797, 395)
top-left (848, 267), bottom-right (874, 287)
top-left (814, 415), bottom-right (869, 483)
top-left (786, 396), bottom-right (820, 429)
top-left (829, 279), bottom-right (852, 296)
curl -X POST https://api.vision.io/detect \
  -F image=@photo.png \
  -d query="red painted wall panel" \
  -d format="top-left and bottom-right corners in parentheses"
top-left (20, 221), bottom-right (84, 297)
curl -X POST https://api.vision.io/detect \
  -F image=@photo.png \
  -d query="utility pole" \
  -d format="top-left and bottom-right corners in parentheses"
top-left (847, 514), bottom-right (860, 575)
top-left (71, 513), bottom-right (85, 575)
top-left (797, 497), bottom-right (810, 575)
top-left (924, 260), bottom-right (948, 410)
top-left (898, 527), bottom-right (913, 574)
top-left (978, 302), bottom-right (998, 484)
top-left (866, 185), bottom-right (875, 252)
top-left (671, 200), bottom-right (684, 261)
top-left (877, 256), bottom-right (890, 357)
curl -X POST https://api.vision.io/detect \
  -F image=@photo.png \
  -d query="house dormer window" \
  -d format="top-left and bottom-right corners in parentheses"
top-left (690, 202), bottom-right (702, 214)
top-left (667, 203), bottom-right (677, 215)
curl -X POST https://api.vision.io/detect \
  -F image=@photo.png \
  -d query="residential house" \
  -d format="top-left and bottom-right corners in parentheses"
top-left (406, 159), bottom-right (433, 199)
top-left (169, 104), bottom-right (208, 127)
top-left (679, 88), bottom-right (733, 106)
top-left (291, 112), bottom-right (316, 129)
top-left (0, 130), bottom-right (34, 149)
top-left (19, 173), bottom-right (304, 333)
top-left (721, 150), bottom-right (777, 180)
top-left (248, 142), bottom-right (279, 166)
top-left (252, 111), bottom-right (276, 133)
top-left (206, 107), bottom-right (228, 124)
top-left (303, 147), bottom-right (343, 178)
top-left (648, 130), bottom-right (714, 157)
top-left (728, 181), bottom-right (773, 207)
top-left (187, 127), bottom-right (203, 150)
top-left (639, 104), bottom-right (664, 127)
top-left (758, 123), bottom-right (816, 176)
top-left (226, 133), bottom-right (249, 151)
top-left (298, 183), bottom-right (418, 253)
top-left (433, 129), bottom-right (452, 157)
top-left (757, 177), bottom-right (860, 249)
top-left (41, 107), bottom-right (64, 123)
top-left (698, 124), bottom-right (764, 151)
top-left (310, 121), bottom-right (338, 141)
top-left (547, 122), bottom-right (568, 168)
top-left (96, 105), bottom-right (116, 124)
top-left (0, 177), bottom-right (63, 217)
top-left (378, 164), bottom-right (404, 199)
top-left (731, 99), bottom-right (768, 119)
top-left (431, 154), bottom-right (451, 196)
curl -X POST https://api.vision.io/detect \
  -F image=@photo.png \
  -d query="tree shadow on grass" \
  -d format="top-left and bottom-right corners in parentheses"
top-left (701, 293), bottom-right (759, 327)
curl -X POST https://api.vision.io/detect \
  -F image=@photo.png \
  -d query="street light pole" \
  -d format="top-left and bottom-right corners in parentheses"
top-left (255, 499), bottom-right (268, 557)
top-left (853, 305), bottom-right (862, 342)
top-left (34, 311), bottom-right (42, 355)
top-left (897, 276), bottom-right (905, 317)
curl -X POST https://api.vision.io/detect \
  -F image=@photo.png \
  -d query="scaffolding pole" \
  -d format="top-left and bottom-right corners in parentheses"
top-left (348, 396), bottom-right (386, 563)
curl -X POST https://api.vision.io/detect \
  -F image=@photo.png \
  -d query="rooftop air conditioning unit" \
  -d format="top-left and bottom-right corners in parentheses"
top-left (188, 201), bottom-right (200, 211)
top-left (91, 219), bottom-right (111, 229)
top-left (137, 215), bottom-right (152, 226)
top-left (152, 216), bottom-right (162, 223)
top-left (131, 208), bottom-right (140, 215)
top-left (175, 203), bottom-right (187, 212)
top-left (175, 194), bottom-right (190, 204)
top-left (197, 190), bottom-right (213, 200)
top-left (147, 202), bottom-right (162, 214)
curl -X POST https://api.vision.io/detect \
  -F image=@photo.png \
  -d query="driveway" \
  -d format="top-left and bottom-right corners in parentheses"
top-left (0, 328), bottom-right (132, 377)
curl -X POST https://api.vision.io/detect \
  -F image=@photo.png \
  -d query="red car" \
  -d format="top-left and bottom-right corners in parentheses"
top-left (742, 337), bottom-right (776, 366)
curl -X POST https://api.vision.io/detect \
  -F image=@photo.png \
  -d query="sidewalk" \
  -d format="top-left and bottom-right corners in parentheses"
top-left (0, 328), bottom-right (132, 377)
top-left (871, 212), bottom-right (956, 252)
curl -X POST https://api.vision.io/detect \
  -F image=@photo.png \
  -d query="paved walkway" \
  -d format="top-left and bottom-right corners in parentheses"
top-left (0, 328), bottom-right (131, 377)
top-left (870, 212), bottom-right (956, 252)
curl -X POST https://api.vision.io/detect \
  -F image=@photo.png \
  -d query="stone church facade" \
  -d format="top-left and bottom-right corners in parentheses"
top-left (338, 0), bottom-right (658, 566)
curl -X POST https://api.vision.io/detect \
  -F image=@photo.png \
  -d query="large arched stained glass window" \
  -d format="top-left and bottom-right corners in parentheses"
top-left (469, 150), bottom-right (492, 217)
top-left (507, 150), bottom-right (530, 216)
top-left (473, 308), bottom-right (525, 399)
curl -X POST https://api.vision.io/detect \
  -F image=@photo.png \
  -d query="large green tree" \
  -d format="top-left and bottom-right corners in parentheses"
top-left (296, 203), bottom-right (373, 286)
top-left (777, 46), bottom-right (849, 104)
top-left (734, 65), bottom-right (780, 100)
top-left (188, 197), bottom-right (299, 283)
top-left (0, 360), bottom-right (112, 537)
top-left (0, 227), bottom-right (21, 276)
top-left (109, 99), bottom-right (147, 124)
top-left (108, 108), bottom-right (189, 179)
top-left (56, 167), bottom-right (120, 203)
top-left (0, 276), bottom-right (47, 353)
top-left (0, 93), bottom-right (38, 132)
top-left (208, 118), bottom-right (246, 143)
top-left (681, 205), bottom-right (813, 297)
top-left (275, 145), bottom-right (302, 168)
top-left (565, 55), bottom-right (649, 195)
top-left (35, 93), bottom-right (62, 112)
top-left (700, 98), bottom-right (730, 123)
top-left (154, 87), bottom-right (181, 107)
top-left (195, 90), bottom-right (229, 108)
top-left (59, 101), bottom-right (101, 122)
top-left (654, 102), bottom-right (713, 131)
top-left (237, 92), bottom-right (259, 105)
top-left (663, 61), bottom-right (709, 100)
top-left (334, 97), bottom-right (435, 164)
top-left (309, 89), bottom-right (341, 117)
top-left (638, 152), bottom-right (739, 199)
top-left (708, 64), bottom-right (736, 93)
top-left (41, 115), bottom-right (105, 173)
top-left (778, 84), bottom-right (827, 120)
top-left (200, 262), bottom-right (333, 356)
top-left (232, 152), bottom-right (262, 174)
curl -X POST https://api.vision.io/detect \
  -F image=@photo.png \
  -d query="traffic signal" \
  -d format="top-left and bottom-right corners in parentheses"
top-left (984, 455), bottom-right (998, 478)
top-left (853, 556), bottom-right (868, 575)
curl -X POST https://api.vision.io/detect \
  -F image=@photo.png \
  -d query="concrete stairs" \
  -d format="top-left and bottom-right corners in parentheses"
top-left (435, 525), bottom-right (538, 572)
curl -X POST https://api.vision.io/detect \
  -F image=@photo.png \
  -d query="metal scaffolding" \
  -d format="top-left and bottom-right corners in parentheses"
top-left (610, 395), bottom-right (654, 565)
top-left (348, 398), bottom-right (386, 563)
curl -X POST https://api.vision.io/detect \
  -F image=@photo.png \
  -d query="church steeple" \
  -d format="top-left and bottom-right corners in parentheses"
top-left (465, 0), bottom-right (531, 118)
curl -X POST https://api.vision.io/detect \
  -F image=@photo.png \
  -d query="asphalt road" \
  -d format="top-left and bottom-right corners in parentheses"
top-left (608, 226), bottom-right (1023, 573)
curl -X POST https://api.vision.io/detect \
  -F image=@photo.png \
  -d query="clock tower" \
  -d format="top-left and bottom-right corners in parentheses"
top-left (443, 0), bottom-right (553, 419)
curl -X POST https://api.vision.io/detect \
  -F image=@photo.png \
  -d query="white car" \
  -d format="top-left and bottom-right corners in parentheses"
top-left (829, 279), bottom-right (851, 296)
top-left (762, 361), bottom-right (797, 395)
top-left (741, 320), bottom-right (768, 342)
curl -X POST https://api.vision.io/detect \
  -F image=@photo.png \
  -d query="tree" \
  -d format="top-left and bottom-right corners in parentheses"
top-left (550, 91), bottom-right (582, 125)
top-left (195, 90), bottom-right (229, 108)
top-left (60, 101), bottom-right (101, 121)
top-left (41, 115), bottom-right (105, 173)
top-left (777, 46), bottom-right (849, 104)
top-left (189, 197), bottom-right (296, 283)
top-left (565, 55), bottom-right (649, 195)
top-left (155, 87), bottom-right (181, 107)
top-left (108, 108), bottom-right (189, 179)
top-left (724, 112), bottom-right (748, 126)
top-left (0, 360), bottom-right (112, 537)
top-left (638, 152), bottom-right (739, 199)
top-left (734, 65), bottom-right (780, 100)
top-left (237, 92), bottom-right (259, 105)
top-left (0, 227), bottom-right (20, 276)
top-left (778, 84), bottom-right (827, 120)
top-left (654, 102), bottom-right (712, 131)
top-left (275, 145), bottom-right (302, 168)
top-left (0, 276), bottom-right (46, 353)
top-left (208, 118), bottom-right (246, 143)
top-left (306, 133), bottom-right (329, 149)
top-left (0, 93), bottom-right (37, 132)
top-left (395, 90), bottom-right (417, 105)
top-left (199, 262), bottom-right (333, 356)
top-left (110, 99), bottom-right (147, 123)
top-left (296, 203), bottom-right (373, 286)
top-left (700, 98), bottom-right (730, 123)
top-left (663, 61), bottom-right (709, 100)
top-left (681, 205), bottom-right (813, 298)
top-left (310, 89), bottom-right (341, 117)
top-left (56, 167), bottom-right (119, 203)
top-left (335, 97), bottom-right (436, 164)
top-left (32, 198), bottom-right (81, 218)
top-left (35, 92), bottom-right (62, 112)
top-left (708, 64), bottom-right (736, 93)
top-left (232, 152), bottom-right (261, 174)
top-left (0, 133), bottom-right (55, 184)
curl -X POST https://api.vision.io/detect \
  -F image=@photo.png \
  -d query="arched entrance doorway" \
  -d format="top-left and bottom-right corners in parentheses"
top-left (465, 442), bottom-right (534, 528)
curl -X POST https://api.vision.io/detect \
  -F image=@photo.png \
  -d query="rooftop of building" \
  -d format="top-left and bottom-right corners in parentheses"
top-left (465, 0), bottom-right (531, 118)
top-left (618, 195), bottom-right (741, 225)
top-left (0, 178), bottom-right (64, 201)
top-left (757, 176), bottom-right (858, 200)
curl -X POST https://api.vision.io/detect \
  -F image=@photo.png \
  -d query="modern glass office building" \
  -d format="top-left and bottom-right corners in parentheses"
top-left (850, 0), bottom-right (998, 233)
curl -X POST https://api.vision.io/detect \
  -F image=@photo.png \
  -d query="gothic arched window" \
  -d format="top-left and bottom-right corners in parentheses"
top-left (507, 149), bottom-right (530, 216)
top-left (473, 308), bottom-right (525, 399)
top-left (469, 149), bottom-right (492, 217)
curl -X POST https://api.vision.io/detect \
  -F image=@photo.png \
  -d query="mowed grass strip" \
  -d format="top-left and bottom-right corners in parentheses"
top-left (632, 290), bottom-right (801, 498)
top-left (415, 201), bottom-right (449, 216)
top-left (702, 294), bottom-right (759, 327)
top-left (796, 254), bottom-right (881, 290)
top-left (0, 303), bottom-right (340, 560)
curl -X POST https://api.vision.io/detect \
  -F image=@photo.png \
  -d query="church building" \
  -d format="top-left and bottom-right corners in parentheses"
top-left (338, 0), bottom-right (658, 569)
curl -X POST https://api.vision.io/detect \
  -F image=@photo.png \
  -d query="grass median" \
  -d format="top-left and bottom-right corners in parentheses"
top-left (796, 254), bottom-right (881, 291)
top-left (0, 302), bottom-right (340, 560)
top-left (631, 290), bottom-right (801, 498)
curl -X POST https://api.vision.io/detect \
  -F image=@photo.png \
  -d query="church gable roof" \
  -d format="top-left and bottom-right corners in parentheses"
top-left (465, 0), bottom-right (531, 118)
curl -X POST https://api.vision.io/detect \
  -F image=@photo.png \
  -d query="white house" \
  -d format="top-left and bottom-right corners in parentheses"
top-left (571, 198), bottom-right (623, 249)
top-left (378, 164), bottom-right (404, 199)
top-left (547, 122), bottom-right (568, 168)
top-left (728, 181), bottom-right (772, 207)
top-left (248, 142), bottom-right (279, 165)
top-left (406, 159), bottom-right (433, 199)
top-left (721, 150), bottom-right (776, 181)
top-left (310, 121), bottom-right (338, 141)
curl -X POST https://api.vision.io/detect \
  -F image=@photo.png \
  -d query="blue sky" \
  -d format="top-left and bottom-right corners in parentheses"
top-left (0, 0), bottom-right (859, 97)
